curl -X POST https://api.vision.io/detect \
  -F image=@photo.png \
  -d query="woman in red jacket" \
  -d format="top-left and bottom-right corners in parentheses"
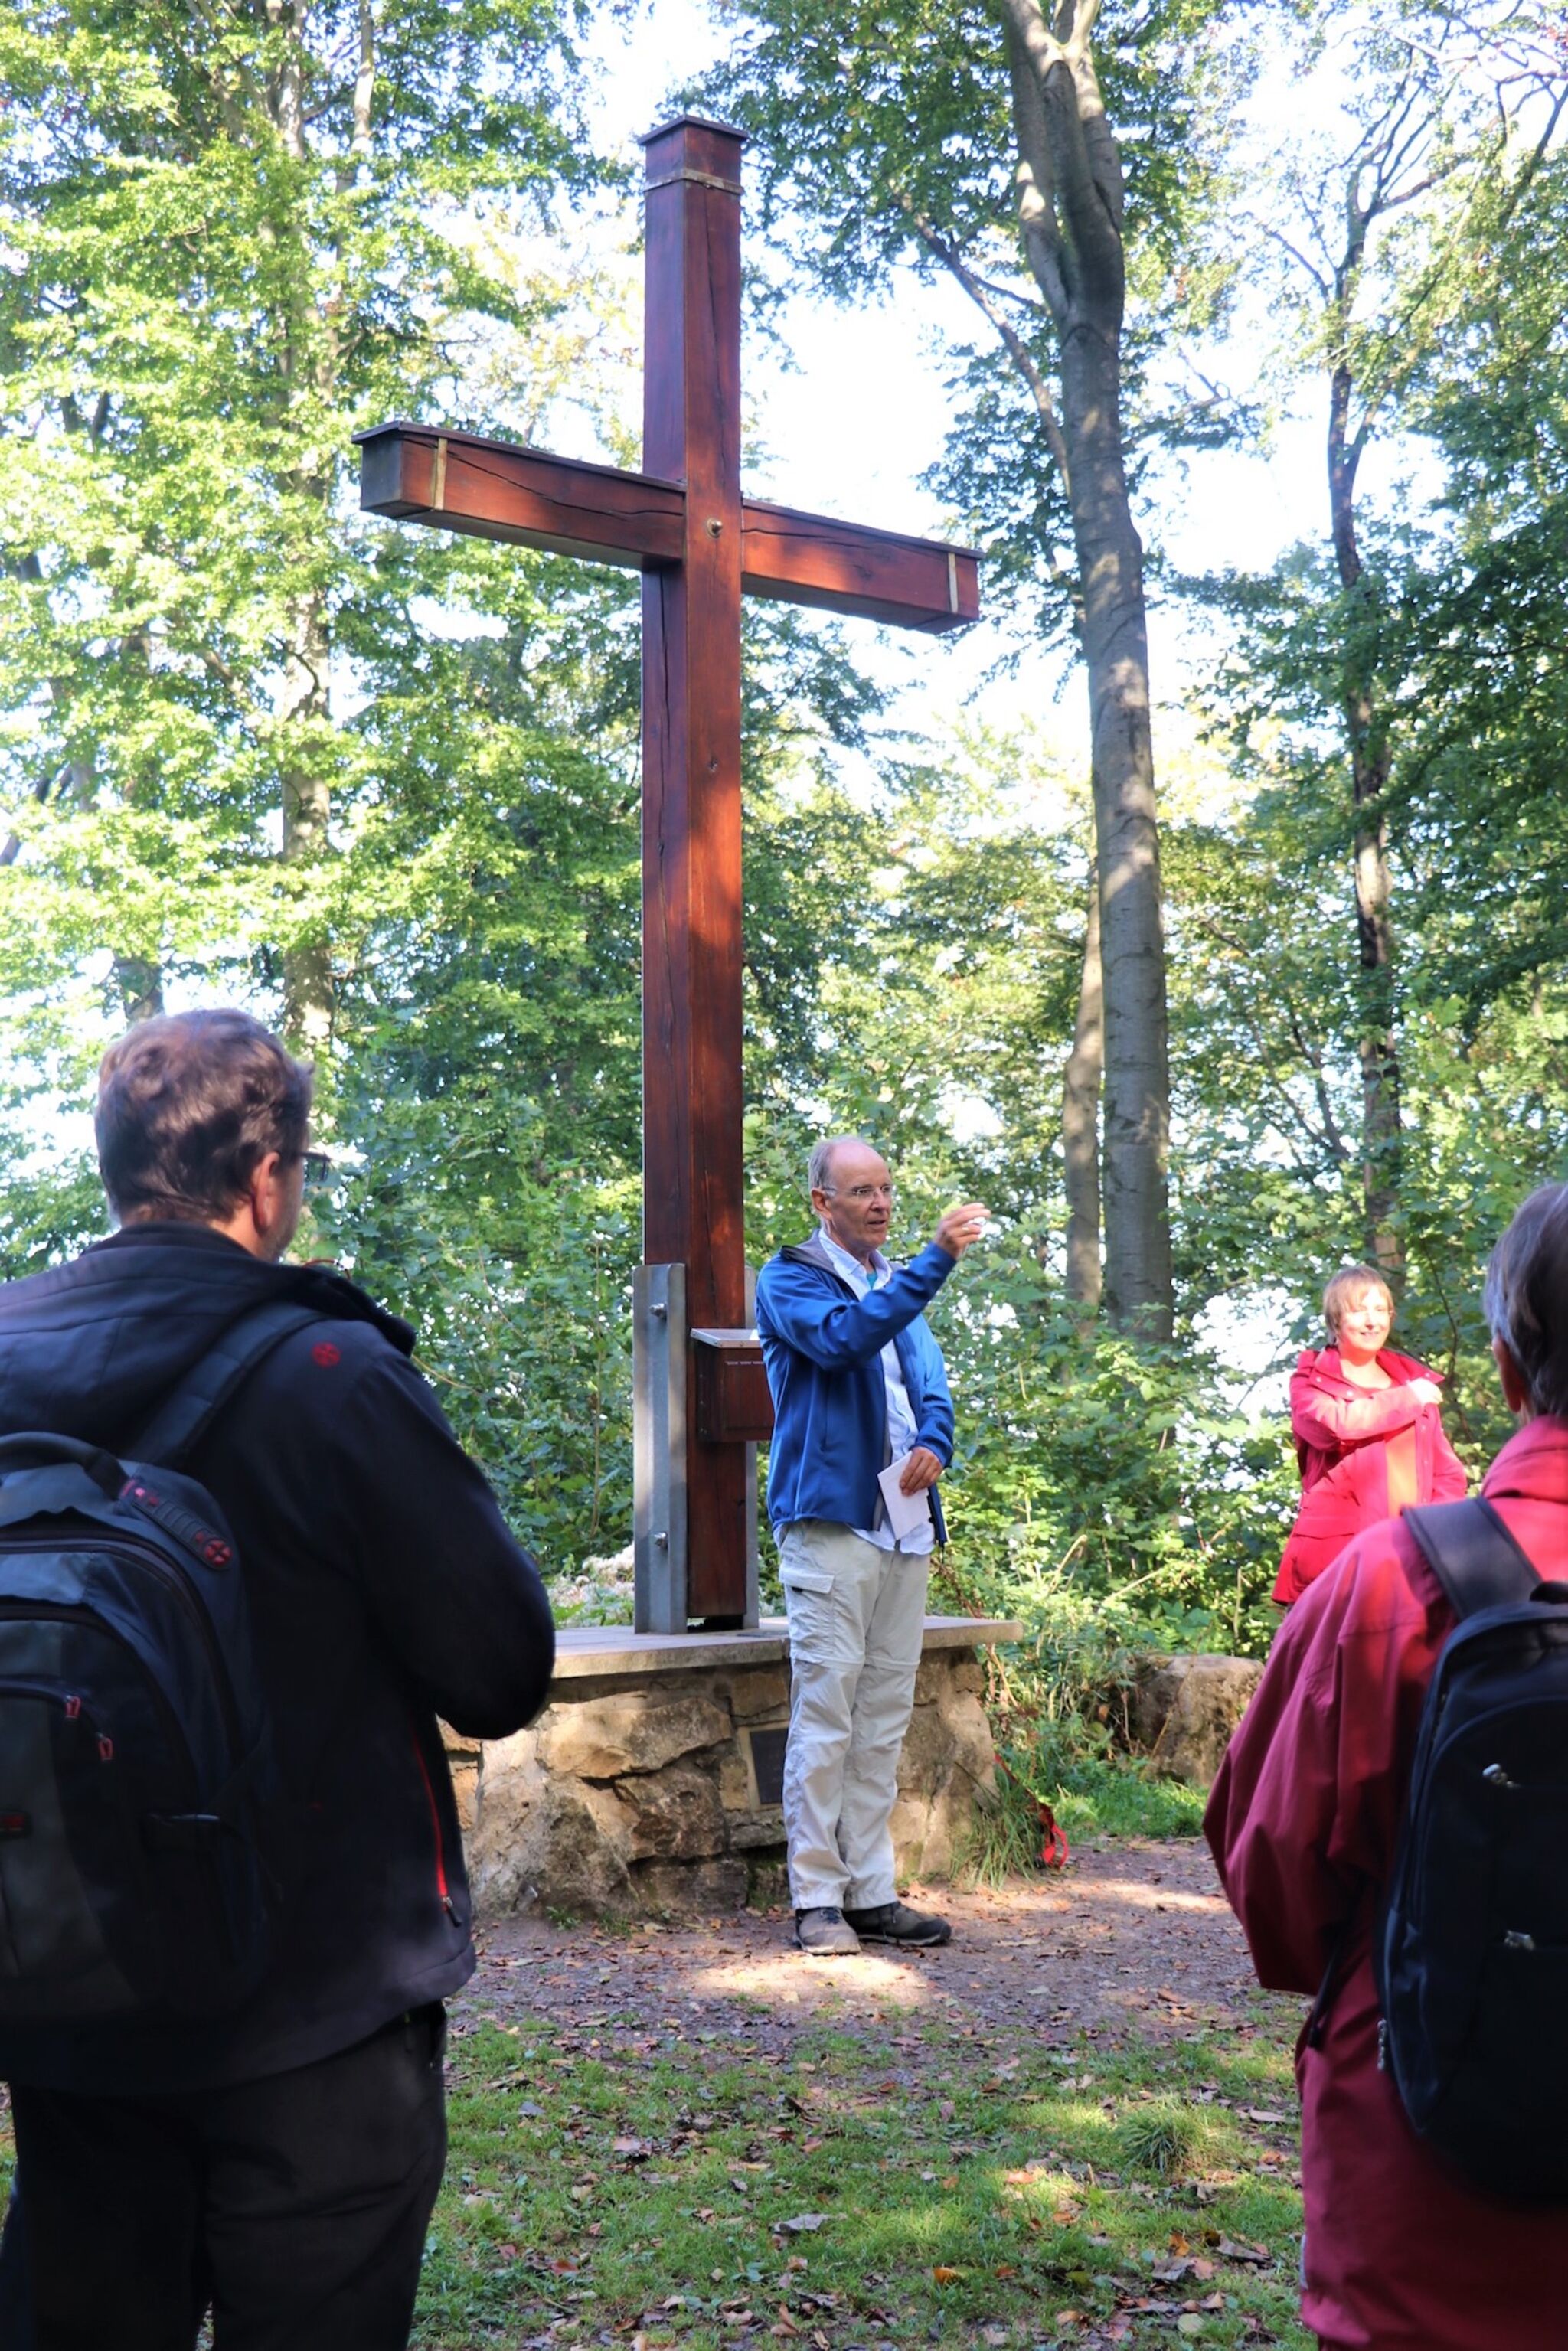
top-left (1274, 1262), bottom-right (1467, 1603)
top-left (1207, 1185), bottom-right (1568, 2349)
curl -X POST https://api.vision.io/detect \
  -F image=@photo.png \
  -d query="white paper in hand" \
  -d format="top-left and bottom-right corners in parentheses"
top-left (877, 1457), bottom-right (933, 1543)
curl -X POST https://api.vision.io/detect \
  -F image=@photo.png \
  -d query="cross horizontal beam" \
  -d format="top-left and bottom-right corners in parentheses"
top-left (356, 423), bottom-right (981, 633)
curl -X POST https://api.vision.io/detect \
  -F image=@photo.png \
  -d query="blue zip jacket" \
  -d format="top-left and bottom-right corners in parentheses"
top-left (753, 1232), bottom-right (957, 1540)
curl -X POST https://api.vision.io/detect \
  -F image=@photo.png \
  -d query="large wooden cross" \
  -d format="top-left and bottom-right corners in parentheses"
top-left (357, 116), bottom-right (978, 1631)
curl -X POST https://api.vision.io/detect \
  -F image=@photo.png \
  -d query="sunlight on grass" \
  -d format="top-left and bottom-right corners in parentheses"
top-left (413, 2002), bottom-right (1314, 2349)
top-left (0, 1922), bottom-right (1309, 2349)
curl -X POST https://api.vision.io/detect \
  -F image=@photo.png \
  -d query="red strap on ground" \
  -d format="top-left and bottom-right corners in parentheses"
top-left (993, 1751), bottom-right (1070, 1869)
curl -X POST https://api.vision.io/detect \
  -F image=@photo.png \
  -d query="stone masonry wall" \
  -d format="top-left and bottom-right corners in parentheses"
top-left (443, 1646), bottom-right (995, 1921)
top-left (1127, 1652), bottom-right (1264, 1784)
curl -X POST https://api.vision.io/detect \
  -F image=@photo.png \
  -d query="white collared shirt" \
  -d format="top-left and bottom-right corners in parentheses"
top-left (818, 1226), bottom-right (935, 1555)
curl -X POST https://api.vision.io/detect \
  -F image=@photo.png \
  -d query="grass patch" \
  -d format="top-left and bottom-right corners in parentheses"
top-left (1116, 2095), bottom-right (1215, 2179)
top-left (0, 1921), bottom-right (1305, 2349)
top-left (412, 1987), bottom-right (1310, 2348)
top-left (1049, 1757), bottom-right (1209, 1841)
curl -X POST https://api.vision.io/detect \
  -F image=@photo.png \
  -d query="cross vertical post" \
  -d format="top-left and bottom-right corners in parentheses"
top-left (353, 117), bottom-right (979, 1638)
top-left (638, 118), bottom-right (750, 1626)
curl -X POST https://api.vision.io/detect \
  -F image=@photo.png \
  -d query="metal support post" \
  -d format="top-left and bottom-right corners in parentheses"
top-left (633, 1263), bottom-right (687, 1632)
top-left (742, 1261), bottom-right (760, 1630)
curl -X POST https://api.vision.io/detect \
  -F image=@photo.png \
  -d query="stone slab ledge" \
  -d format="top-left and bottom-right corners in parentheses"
top-left (550, 1612), bottom-right (1022, 1681)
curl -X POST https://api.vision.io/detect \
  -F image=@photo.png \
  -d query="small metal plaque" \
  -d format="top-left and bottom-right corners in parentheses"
top-left (747, 1724), bottom-right (789, 1809)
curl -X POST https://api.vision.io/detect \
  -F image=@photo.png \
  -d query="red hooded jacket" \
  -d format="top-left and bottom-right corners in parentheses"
top-left (1207, 1417), bottom-right (1568, 2350)
top-left (1274, 1346), bottom-right (1467, 1603)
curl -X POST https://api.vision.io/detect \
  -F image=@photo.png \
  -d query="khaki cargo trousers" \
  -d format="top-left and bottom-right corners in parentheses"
top-left (779, 1520), bottom-right (929, 1911)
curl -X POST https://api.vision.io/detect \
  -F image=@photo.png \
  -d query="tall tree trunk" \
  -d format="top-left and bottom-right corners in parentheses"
top-left (1001, 0), bottom-right (1173, 1338)
top-left (278, 587), bottom-right (333, 1051)
top-left (1349, 699), bottom-right (1399, 1269)
top-left (113, 956), bottom-right (165, 1024)
top-left (1065, 330), bottom-right (1171, 1332)
top-left (1062, 855), bottom-right (1102, 1307)
top-left (1328, 312), bottom-right (1400, 1270)
top-left (267, 14), bottom-right (342, 1056)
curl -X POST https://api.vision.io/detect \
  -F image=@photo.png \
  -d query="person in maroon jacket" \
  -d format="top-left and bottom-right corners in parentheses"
top-left (1207, 1184), bottom-right (1568, 2351)
top-left (1274, 1262), bottom-right (1467, 1604)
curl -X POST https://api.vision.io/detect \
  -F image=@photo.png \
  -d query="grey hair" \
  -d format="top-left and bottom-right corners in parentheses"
top-left (1484, 1183), bottom-right (1568, 1416)
top-left (808, 1135), bottom-right (871, 1196)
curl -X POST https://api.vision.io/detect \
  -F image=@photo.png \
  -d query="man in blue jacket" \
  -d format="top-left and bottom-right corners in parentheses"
top-left (754, 1137), bottom-right (986, 1957)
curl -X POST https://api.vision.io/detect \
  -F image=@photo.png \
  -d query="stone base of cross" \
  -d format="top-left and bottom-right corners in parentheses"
top-left (358, 118), bottom-right (978, 1632)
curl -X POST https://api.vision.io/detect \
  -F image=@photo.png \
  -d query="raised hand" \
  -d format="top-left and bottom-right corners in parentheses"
top-left (932, 1202), bottom-right (988, 1259)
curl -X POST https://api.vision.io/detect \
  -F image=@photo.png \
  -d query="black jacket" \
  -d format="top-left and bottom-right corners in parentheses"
top-left (0, 1222), bottom-right (554, 2091)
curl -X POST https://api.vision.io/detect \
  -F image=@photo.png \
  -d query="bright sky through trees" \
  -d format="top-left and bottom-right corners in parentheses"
top-left (579, 0), bottom-right (1369, 749)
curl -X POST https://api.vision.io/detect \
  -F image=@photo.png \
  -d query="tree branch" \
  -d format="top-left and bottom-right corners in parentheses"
top-left (351, 0), bottom-right (374, 158)
top-left (1250, 217), bottom-right (1330, 298)
top-left (998, 5), bottom-right (1070, 326)
top-left (1191, 915), bottom-right (1351, 1167)
top-left (899, 195), bottom-right (1073, 492)
top-left (1068, 0), bottom-right (1105, 56)
top-left (1282, 994), bottom-right (1353, 1164)
top-left (1001, 0), bottom-right (1125, 326)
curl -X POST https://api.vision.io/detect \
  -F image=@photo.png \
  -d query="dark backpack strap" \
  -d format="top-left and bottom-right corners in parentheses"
top-left (1405, 1497), bottom-right (1539, 1620)
top-left (132, 1301), bottom-right (326, 1468)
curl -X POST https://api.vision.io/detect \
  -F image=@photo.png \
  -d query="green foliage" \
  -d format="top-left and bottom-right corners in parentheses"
top-left (0, 0), bottom-right (593, 959)
top-left (936, 1306), bottom-right (1297, 1662)
top-left (1168, 9), bottom-right (1568, 1300)
top-left (959, 1745), bottom-right (1207, 1886)
top-left (3, 0), bottom-right (1567, 1744)
top-left (0, 0), bottom-right (909, 1579)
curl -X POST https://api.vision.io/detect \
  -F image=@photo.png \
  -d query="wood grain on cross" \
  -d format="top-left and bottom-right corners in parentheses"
top-left (356, 117), bottom-right (978, 1625)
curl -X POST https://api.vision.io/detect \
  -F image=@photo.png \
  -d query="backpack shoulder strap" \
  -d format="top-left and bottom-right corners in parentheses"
top-left (132, 1300), bottom-right (327, 1468)
top-left (1404, 1496), bottom-right (1539, 1621)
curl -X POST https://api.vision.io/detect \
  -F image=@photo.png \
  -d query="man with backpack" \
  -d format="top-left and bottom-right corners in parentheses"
top-left (0, 1008), bottom-right (555, 2350)
top-left (1207, 1184), bottom-right (1568, 2350)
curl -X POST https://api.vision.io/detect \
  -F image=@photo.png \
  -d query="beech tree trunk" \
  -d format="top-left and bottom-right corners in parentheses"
top-left (270, 7), bottom-right (340, 1055)
top-left (279, 588), bottom-right (334, 1052)
top-left (114, 957), bottom-right (165, 1025)
top-left (1063, 856), bottom-right (1102, 1308)
top-left (999, 0), bottom-right (1173, 1337)
top-left (1066, 326), bottom-right (1170, 1331)
top-left (1327, 238), bottom-right (1400, 1271)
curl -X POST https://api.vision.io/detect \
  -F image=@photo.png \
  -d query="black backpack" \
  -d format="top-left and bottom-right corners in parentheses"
top-left (1378, 1494), bottom-right (1568, 2202)
top-left (0, 1301), bottom-right (321, 2026)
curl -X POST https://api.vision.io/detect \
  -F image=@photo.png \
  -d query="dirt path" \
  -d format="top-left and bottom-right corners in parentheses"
top-left (461, 1837), bottom-right (1267, 2055)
